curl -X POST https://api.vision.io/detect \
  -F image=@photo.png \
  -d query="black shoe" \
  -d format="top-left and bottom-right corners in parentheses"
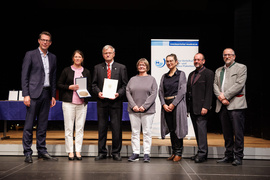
top-left (191, 154), bottom-right (198, 161)
top-left (95, 154), bottom-right (107, 161)
top-left (232, 159), bottom-right (242, 166)
top-left (24, 155), bottom-right (33, 163)
top-left (38, 153), bottom-right (58, 161)
top-left (112, 154), bottom-right (122, 161)
top-left (68, 153), bottom-right (74, 161)
top-left (76, 156), bottom-right (82, 161)
top-left (216, 157), bottom-right (234, 163)
top-left (195, 156), bottom-right (207, 163)
top-left (68, 157), bottom-right (75, 161)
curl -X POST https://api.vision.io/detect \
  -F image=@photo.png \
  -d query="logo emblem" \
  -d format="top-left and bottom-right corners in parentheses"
top-left (155, 58), bottom-right (165, 68)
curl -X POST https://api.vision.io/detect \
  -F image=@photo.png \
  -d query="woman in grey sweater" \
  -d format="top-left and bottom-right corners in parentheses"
top-left (126, 58), bottom-right (158, 163)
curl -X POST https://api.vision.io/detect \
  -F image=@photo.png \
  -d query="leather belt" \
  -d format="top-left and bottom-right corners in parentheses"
top-left (164, 96), bottom-right (176, 100)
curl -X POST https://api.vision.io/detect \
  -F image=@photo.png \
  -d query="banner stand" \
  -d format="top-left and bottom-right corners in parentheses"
top-left (151, 39), bottom-right (199, 140)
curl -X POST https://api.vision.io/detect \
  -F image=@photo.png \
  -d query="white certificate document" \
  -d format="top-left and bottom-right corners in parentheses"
top-left (8, 90), bottom-right (18, 101)
top-left (102, 78), bottom-right (118, 99)
top-left (18, 90), bottom-right (24, 101)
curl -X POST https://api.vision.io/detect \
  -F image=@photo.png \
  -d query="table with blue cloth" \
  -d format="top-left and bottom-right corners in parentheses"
top-left (0, 101), bottom-right (129, 139)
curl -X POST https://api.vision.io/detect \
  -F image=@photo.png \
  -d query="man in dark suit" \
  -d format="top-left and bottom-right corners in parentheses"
top-left (187, 53), bottom-right (214, 163)
top-left (21, 31), bottom-right (57, 163)
top-left (92, 45), bottom-right (128, 161)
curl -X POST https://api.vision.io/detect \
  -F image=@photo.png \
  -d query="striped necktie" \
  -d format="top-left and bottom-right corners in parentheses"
top-left (107, 63), bottom-right (111, 79)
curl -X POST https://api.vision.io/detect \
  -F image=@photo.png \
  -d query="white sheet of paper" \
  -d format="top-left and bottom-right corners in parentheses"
top-left (102, 78), bottom-right (118, 99)
top-left (18, 90), bottom-right (24, 101)
top-left (8, 90), bottom-right (18, 101)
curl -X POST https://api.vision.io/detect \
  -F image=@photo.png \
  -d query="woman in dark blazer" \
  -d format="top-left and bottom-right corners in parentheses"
top-left (57, 50), bottom-right (91, 160)
top-left (159, 53), bottom-right (188, 162)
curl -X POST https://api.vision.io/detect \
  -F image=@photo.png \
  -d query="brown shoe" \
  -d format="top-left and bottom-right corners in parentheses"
top-left (167, 154), bottom-right (175, 161)
top-left (173, 155), bottom-right (182, 162)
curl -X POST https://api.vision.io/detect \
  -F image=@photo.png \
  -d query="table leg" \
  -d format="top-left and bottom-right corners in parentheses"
top-left (1, 120), bottom-right (10, 140)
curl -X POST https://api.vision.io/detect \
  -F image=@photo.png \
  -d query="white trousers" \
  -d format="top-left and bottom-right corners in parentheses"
top-left (62, 102), bottom-right (87, 153)
top-left (129, 113), bottom-right (155, 154)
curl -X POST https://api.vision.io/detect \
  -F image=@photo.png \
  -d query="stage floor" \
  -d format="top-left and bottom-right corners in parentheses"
top-left (1, 156), bottom-right (270, 180)
top-left (1, 130), bottom-right (270, 148)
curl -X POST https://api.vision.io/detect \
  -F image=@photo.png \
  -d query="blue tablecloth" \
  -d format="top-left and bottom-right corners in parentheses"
top-left (0, 101), bottom-right (130, 121)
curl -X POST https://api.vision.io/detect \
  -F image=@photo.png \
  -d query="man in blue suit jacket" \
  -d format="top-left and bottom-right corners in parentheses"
top-left (21, 31), bottom-right (57, 163)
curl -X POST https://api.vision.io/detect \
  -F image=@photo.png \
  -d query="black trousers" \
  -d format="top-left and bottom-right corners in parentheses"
top-left (22, 89), bottom-right (51, 156)
top-left (190, 106), bottom-right (208, 158)
top-left (219, 105), bottom-right (245, 160)
top-left (164, 99), bottom-right (183, 156)
top-left (97, 106), bottom-right (122, 155)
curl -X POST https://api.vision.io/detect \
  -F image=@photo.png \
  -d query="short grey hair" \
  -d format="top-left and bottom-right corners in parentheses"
top-left (137, 58), bottom-right (150, 72)
top-left (223, 48), bottom-right (235, 55)
top-left (102, 45), bottom-right (115, 53)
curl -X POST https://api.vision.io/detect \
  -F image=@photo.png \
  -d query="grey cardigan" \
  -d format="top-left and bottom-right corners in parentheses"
top-left (159, 70), bottom-right (188, 139)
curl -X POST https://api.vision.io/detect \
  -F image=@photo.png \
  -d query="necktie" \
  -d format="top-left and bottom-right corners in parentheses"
top-left (220, 67), bottom-right (225, 87)
top-left (107, 63), bottom-right (111, 79)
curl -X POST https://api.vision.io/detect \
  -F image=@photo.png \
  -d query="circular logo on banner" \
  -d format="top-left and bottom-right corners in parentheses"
top-left (155, 58), bottom-right (166, 68)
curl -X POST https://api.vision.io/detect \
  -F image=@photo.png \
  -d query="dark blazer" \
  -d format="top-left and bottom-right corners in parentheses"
top-left (186, 67), bottom-right (214, 115)
top-left (21, 48), bottom-right (57, 98)
top-left (57, 66), bottom-right (91, 103)
top-left (92, 61), bottom-right (128, 108)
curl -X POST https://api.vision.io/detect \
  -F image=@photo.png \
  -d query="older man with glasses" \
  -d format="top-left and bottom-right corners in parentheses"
top-left (92, 45), bottom-right (128, 161)
top-left (213, 48), bottom-right (247, 166)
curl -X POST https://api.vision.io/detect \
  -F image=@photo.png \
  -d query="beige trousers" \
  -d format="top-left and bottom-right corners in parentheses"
top-left (62, 102), bottom-right (87, 153)
top-left (129, 113), bottom-right (155, 154)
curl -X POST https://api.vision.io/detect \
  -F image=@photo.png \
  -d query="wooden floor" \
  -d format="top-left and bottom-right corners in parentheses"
top-left (1, 130), bottom-right (270, 148)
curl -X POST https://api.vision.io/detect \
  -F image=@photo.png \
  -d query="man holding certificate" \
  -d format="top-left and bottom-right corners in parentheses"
top-left (92, 45), bottom-right (128, 161)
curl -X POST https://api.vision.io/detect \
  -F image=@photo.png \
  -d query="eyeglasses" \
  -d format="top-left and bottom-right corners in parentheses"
top-left (194, 59), bottom-right (204, 61)
top-left (103, 52), bottom-right (114, 55)
top-left (138, 64), bottom-right (146, 67)
top-left (223, 54), bottom-right (234, 57)
top-left (40, 39), bottom-right (51, 43)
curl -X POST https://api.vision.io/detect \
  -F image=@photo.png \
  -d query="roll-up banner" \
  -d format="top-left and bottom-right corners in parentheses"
top-left (151, 39), bottom-right (199, 139)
